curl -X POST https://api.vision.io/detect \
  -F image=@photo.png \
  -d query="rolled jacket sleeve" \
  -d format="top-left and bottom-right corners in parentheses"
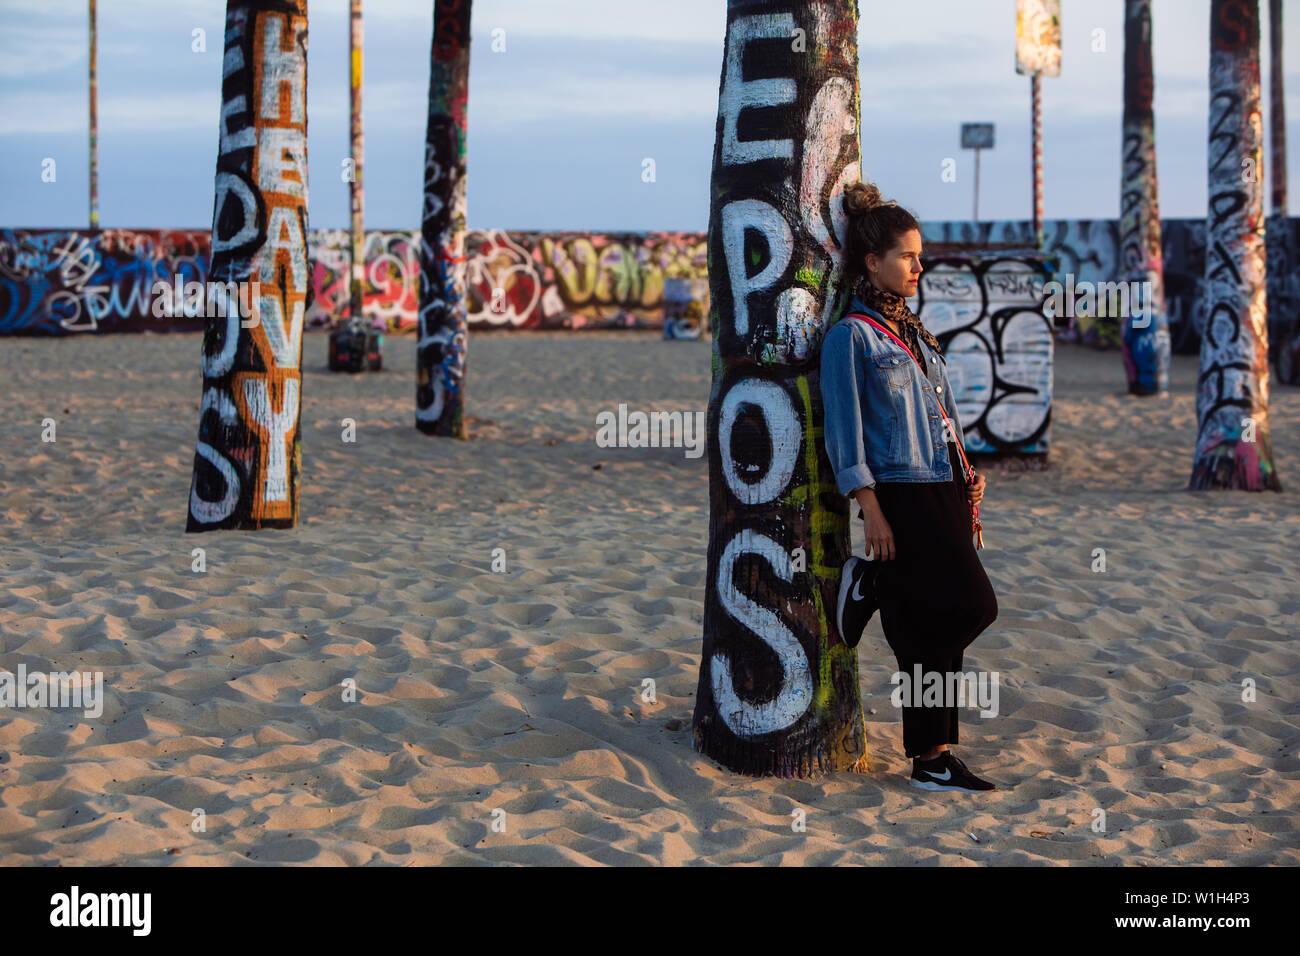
top-left (819, 322), bottom-right (876, 495)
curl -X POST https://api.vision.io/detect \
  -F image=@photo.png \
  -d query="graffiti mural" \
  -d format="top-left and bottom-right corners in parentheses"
top-left (307, 229), bottom-right (416, 330)
top-left (7, 221), bottom-right (1295, 360)
top-left (692, 0), bottom-right (864, 778)
top-left (1120, 0), bottom-right (1171, 395)
top-left (913, 254), bottom-right (1057, 455)
top-left (1, 228), bottom-right (707, 335)
top-left (186, 1), bottom-right (311, 531)
top-left (1192, 0), bottom-right (1280, 490)
top-left (307, 230), bottom-right (709, 331)
top-left (662, 277), bottom-right (709, 340)
top-left (0, 229), bottom-right (209, 334)
top-left (1161, 218), bottom-right (1210, 353)
top-left (923, 219), bottom-right (1118, 346)
top-left (921, 218), bottom-right (1260, 355)
top-left (1266, 216), bottom-right (1300, 383)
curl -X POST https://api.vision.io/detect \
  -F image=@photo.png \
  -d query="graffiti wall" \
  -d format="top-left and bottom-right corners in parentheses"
top-left (0, 229), bottom-right (211, 334)
top-left (924, 220), bottom-right (1127, 347)
top-left (914, 254), bottom-right (1057, 455)
top-left (922, 217), bottom-right (1300, 357)
top-left (305, 229), bottom-right (711, 332)
top-left (5, 221), bottom-right (1296, 353)
top-left (662, 277), bottom-right (709, 340)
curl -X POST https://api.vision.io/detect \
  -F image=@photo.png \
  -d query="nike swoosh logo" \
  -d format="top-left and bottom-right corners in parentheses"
top-left (927, 768), bottom-right (952, 781)
top-left (851, 574), bottom-right (870, 603)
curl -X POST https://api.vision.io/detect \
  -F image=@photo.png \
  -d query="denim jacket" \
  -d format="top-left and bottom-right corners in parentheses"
top-left (819, 295), bottom-right (964, 495)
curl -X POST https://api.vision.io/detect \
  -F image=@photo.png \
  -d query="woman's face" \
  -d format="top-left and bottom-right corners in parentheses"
top-left (866, 228), bottom-right (923, 298)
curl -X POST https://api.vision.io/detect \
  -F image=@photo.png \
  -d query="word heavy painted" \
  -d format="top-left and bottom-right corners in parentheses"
top-left (186, 2), bottom-right (310, 530)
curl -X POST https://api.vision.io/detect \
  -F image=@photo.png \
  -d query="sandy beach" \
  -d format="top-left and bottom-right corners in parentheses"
top-left (0, 330), bottom-right (1297, 866)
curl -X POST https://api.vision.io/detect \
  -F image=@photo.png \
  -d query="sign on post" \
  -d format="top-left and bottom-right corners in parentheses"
top-left (961, 123), bottom-right (995, 150)
top-left (961, 123), bottom-right (995, 222)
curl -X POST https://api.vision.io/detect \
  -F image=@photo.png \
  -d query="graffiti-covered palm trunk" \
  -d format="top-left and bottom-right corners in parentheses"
top-left (1193, 0), bottom-right (1281, 490)
top-left (186, 0), bottom-right (310, 531)
top-left (1120, 0), bottom-right (1171, 395)
top-left (693, 0), bottom-right (865, 777)
top-left (1266, 0), bottom-right (1297, 384)
top-left (1270, 0), bottom-right (1287, 217)
top-left (348, 0), bottom-right (364, 326)
top-left (416, 0), bottom-right (471, 438)
top-left (89, 0), bottom-right (99, 230)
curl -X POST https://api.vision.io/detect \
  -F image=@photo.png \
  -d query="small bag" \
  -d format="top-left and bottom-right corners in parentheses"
top-left (845, 312), bottom-right (984, 550)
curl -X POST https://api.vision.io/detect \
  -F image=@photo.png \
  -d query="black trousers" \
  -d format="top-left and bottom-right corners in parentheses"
top-left (868, 442), bottom-right (998, 758)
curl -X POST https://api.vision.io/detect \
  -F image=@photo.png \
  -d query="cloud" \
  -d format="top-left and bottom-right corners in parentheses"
top-left (1, 0), bottom-right (1298, 228)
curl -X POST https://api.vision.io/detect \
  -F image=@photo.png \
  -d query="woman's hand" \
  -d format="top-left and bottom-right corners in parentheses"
top-left (967, 472), bottom-right (986, 506)
top-left (862, 501), bottom-right (896, 561)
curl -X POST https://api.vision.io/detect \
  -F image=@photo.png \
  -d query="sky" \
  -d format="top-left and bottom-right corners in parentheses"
top-left (1, 0), bottom-right (1298, 232)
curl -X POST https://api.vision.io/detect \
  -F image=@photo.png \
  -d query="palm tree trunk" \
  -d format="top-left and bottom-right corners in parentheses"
top-left (1193, 0), bottom-right (1282, 490)
top-left (1120, 0), bottom-right (1171, 395)
top-left (186, 0), bottom-right (311, 530)
top-left (1270, 0), bottom-right (1287, 217)
top-left (692, 0), bottom-right (866, 777)
top-left (88, 0), bottom-right (99, 230)
top-left (415, 0), bottom-right (472, 438)
top-left (1031, 72), bottom-right (1043, 251)
top-left (1266, 0), bottom-right (1298, 384)
top-left (348, 0), bottom-right (365, 328)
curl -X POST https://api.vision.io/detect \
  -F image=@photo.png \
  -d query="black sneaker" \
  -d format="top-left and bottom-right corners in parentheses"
top-left (910, 751), bottom-right (997, 792)
top-left (836, 555), bottom-right (878, 649)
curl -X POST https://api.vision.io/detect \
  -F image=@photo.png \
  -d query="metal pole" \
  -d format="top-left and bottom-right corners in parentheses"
top-left (89, 0), bottom-right (98, 230)
top-left (349, 0), bottom-right (365, 329)
top-left (1031, 71), bottom-right (1043, 248)
top-left (974, 146), bottom-right (981, 222)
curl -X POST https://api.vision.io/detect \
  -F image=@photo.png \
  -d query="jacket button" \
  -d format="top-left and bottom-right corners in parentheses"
top-left (936, 386), bottom-right (943, 393)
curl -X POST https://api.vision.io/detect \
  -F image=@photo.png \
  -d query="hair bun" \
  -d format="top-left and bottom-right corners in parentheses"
top-left (844, 180), bottom-right (884, 216)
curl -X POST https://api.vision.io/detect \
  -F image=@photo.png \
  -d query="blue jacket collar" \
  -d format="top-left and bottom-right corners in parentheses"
top-left (847, 295), bottom-right (879, 321)
top-left (844, 295), bottom-right (946, 363)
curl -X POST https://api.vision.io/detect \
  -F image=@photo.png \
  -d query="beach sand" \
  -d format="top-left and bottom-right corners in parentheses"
top-left (1, 330), bottom-right (1297, 865)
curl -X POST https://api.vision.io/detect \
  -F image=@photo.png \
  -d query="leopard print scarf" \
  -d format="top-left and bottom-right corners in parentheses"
top-left (853, 274), bottom-right (943, 358)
